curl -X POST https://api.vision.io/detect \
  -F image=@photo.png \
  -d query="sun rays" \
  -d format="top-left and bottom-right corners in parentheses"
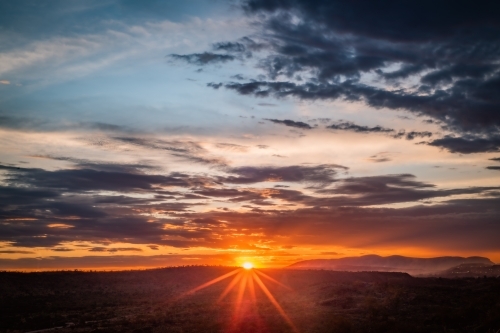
top-left (180, 265), bottom-right (299, 333)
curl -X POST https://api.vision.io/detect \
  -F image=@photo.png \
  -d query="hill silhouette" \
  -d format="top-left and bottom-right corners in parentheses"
top-left (287, 255), bottom-right (494, 275)
top-left (439, 263), bottom-right (500, 278)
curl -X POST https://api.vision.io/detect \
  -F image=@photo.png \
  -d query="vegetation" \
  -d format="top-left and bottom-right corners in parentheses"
top-left (1, 267), bottom-right (499, 333)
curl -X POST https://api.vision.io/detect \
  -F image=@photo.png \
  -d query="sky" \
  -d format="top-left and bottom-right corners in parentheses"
top-left (1, 0), bottom-right (500, 270)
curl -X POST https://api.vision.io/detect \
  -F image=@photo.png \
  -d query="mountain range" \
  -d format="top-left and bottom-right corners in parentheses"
top-left (288, 255), bottom-right (495, 276)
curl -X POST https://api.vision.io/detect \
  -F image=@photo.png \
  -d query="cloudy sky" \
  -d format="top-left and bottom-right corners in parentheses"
top-left (1, 0), bottom-right (500, 270)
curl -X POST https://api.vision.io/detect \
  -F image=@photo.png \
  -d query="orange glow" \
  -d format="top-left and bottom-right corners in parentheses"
top-left (178, 267), bottom-right (298, 332)
top-left (242, 262), bottom-right (253, 270)
top-left (185, 268), bottom-right (240, 295)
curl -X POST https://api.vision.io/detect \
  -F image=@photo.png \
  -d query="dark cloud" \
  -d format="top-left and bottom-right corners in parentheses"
top-left (0, 250), bottom-right (35, 254)
top-left (231, 74), bottom-right (246, 80)
top-left (213, 41), bottom-right (246, 53)
top-left (428, 136), bottom-right (500, 154)
top-left (404, 131), bottom-right (433, 140)
top-left (194, 188), bottom-right (251, 198)
top-left (265, 118), bottom-right (313, 129)
top-left (113, 137), bottom-right (203, 154)
top-left (183, 195), bottom-right (500, 252)
top-left (221, 164), bottom-right (347, 185)
top-left (243, 0), bottom-right (500, 41)
top-left (391, 130), bottom-right (433, 140)
top-left (1, 160), bottom-right (500, 254)
top-left (368, 152), bottom-right (393, 163)
top-left (108, 247), bottom-right (143, 252)
top-left (217, 80), bottom-right (500, 140)
top-left (30, 155), bottom-right (157, 173)
top-left (88, 247), bottom-right (142, 252)
top-left (327, 121), bottom-right (393, 133)
top-left (0, 163), bottom-right (211, 248)
top-left (486, 166), bottom-right (500, 171)
top-left (169, 52), bottom-right (235, 65)
top-left (198, 1), bottom-right (500, 152)
top-left (0, 184), bottom-right (60, 206)
top-left (1, 165), bottom-right (190, 192)
top-left (249, 174), bottom-right (498, 208)
top-left (489, 157), bottom-right (500, 162)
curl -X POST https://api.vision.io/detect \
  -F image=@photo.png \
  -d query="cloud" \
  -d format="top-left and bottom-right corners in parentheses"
top-left (1, 164), bottom-right (190, 192)
top-left (183, 196), bottom-right (500, 252)
top-left (114, 136), bottom-right (203, 154)
top-left (0, 115), bottom-right (130, 132)
top-left (291, 174), bottom-right (499, 207)
top-left (428, 136), bottom-right (500, 154)
top-left (486, 166), bottom-right (500, 171)
top-left (213, 41), bottom-right (246, 53)
top-left (0, 250), bottom-right (35, 254)
top-left (0, 80), bottom-right (10, 85)
top-left (368, 152), bottom-right (393, 163)
top-left (221, 164), bottom-right (347, 185)
top-left (31, 155), bottom-right (158, 173)
top-left (403, 131), bottom-right (433, 140)
top-left (1, 160), bottom-right (499, 254)
top-left (113, 136), bottom-right (227, 167)
top-left (489, 157), bottom-right (500, 162)
top-left (195, 0), bottom-right (500, 151)
top-left (327, 121), bottom-right (394, 133)
top-left (215, 143), bottom-right (249, 152)
top-left (265, 118), bottom-right (313, 129)
top-left (170, 52), bottom-right (235, 65)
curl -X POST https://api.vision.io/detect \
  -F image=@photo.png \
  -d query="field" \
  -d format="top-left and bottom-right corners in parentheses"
top-left (1, 267), bottom-right (499, 333)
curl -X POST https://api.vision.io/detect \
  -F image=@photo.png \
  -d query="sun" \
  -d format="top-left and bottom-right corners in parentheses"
top-left (181, 262), bottom-right (298, 333)
top-left (242, 262), bottom-right (254, 270)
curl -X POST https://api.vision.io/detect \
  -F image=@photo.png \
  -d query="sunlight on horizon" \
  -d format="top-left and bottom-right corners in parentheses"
top-left (179, 267), bottom-right (299, 333)
top-left (242, 262), bottom-right (254, 270)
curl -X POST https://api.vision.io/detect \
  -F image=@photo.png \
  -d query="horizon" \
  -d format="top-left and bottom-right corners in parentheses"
top-left (1, 0), bottom-right (500, 270)
top-left (1, 253), bottom-right (497, 273)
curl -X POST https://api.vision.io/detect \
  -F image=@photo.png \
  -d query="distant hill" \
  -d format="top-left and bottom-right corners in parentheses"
top-left (287, 255), bottom-right (494, 276)
top-left (437, 263), bottom-right (500, 278)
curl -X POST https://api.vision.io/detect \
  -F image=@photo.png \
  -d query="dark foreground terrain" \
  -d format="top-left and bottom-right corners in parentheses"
top-left (1, 267), bottom-right (499, 333)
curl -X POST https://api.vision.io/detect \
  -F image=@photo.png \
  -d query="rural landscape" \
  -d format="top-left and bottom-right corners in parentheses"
top-left (2, 255), bottom-right (500, 333)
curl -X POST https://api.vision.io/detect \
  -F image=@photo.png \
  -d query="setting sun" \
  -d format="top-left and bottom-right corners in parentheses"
top-left (242, 262), bottom-right (253, 270)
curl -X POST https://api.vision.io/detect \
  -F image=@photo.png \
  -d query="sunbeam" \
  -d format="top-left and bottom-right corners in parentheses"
top-left (218, 270), bottom-right (244, 302)
top-left (252, 271), bottom-right (300, 333)
top-left (255, 270), bottom-right (294, 291)
top-left (179, 266), bottom-right (298, 333)
top-left (185, 268), bottom-right (240, 295)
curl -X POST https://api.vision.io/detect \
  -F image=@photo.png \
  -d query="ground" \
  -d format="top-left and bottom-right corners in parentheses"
top-left (1, 267), bottom-right (499, 333)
